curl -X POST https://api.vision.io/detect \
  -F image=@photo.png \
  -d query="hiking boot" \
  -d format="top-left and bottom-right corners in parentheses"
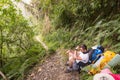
top-left (65, 61), bottom-right (69, 66)
top-left (64, 69), bottom-right (71, 73)
top-left (64, 67), bottom-right (73, 73)
top-left (65, 63), bottom-right (69, 66)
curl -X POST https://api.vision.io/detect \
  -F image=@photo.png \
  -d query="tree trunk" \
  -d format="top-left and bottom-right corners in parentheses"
top-left (0, 28), bottom-right (3, 67)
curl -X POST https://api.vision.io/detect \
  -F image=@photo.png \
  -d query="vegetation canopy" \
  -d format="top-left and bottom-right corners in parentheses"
top-left (0, 0), bottom-right (47, 80)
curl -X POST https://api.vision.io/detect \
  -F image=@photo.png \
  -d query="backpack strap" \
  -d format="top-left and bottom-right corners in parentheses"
top-left (88, 49), bottom-right (95, 62)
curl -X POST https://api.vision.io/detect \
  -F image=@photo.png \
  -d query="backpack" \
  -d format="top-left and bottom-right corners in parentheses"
top-left (88, 45), bottom-right (104, 63)
top-left (97, 45), bottom-right (104, 53)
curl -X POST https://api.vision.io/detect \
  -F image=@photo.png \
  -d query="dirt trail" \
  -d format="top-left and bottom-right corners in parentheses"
top-left (26, 51), bottom-right (80, 80)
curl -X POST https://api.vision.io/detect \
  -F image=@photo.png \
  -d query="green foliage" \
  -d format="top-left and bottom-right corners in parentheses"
top-left (43, 28), bottom-right (77, 49)
top-left (80, 71), bottom-right (93, 80)
top-left (43, 15), bottom-right (120, 52)
top-left (113, 65), bottom-right (120, 73)
top-left (0, 0), bottom-right (47, 80)
top-left (1, 43), bottom-right (46, 80)
top-left (34, 0), bottom-right (120, 29)
top-left (0, 0), bottom-right (34, 58)
top-left (41, 0), bottom-right (120, 51)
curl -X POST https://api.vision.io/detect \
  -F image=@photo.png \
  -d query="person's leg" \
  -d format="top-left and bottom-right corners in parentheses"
top-left (67, 58), bottom-right (75, 67)
top-left (65, 59), bottom-right (74, 73)
top-left (65, 50), bottom-right (76, 73)
top-left (77, 62), bottom-right (88, 73)
top-left (72, 61), bottom-right (79, 71)
top-left (65, 50), bottom-right (75, 66)
top-left (68, 50), bottom-right (74, 58)
top-left (65, 61), bottom-right (78, 73)
top-left (64, 66), bottom-right (73, 73)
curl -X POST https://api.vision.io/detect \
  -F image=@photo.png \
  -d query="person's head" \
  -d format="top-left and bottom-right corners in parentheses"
top-left (79, 44), bottom-right (87, 53)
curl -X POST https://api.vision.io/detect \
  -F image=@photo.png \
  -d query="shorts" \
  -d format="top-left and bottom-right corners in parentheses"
top-left (72, 61), bottom-right (79, 71)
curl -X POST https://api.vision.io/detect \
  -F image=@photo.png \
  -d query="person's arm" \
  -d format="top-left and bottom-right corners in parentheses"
top-left (75, 55), bottom-right (82, 60)
top-left (74, 52), bottom-right (82, 60)
top-left (73, 50), bottom-right (77, 59)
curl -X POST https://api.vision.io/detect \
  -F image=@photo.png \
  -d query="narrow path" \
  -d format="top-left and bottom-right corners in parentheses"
top-left (35, 36), bottom-right (48, 51)
top-left (27, 34), bottom-right (80, 80)
top-left (26, 51), bottom-right (80, 80)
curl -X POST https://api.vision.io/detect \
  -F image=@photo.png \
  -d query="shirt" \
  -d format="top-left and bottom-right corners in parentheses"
top-left (76, 52), bottom-right (89, 63)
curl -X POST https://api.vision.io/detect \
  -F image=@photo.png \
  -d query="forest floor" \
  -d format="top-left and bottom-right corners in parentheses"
top-left (26, 51), bottom-right (80, 80)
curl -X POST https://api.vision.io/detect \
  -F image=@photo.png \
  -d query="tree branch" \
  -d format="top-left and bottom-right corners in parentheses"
top-left (0, 70), bottom-right (8, 80)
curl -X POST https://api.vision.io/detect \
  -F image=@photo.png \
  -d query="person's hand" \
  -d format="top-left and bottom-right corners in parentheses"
top-left (73, 56), bottom-right (76, 60)
top-left (75, 46), bottom-right (79, 50)
top-left (66, 50), bottom-right (70, 54)
top-left (66, 50), bottom-right (74, 54)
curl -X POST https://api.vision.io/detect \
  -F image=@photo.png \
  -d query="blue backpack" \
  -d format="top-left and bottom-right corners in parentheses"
top-left (89, 45), bottom-right (104, 63)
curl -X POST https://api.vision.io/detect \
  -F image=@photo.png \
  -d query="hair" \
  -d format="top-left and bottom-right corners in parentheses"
top-left (80, 44), bottom-right (87, 50)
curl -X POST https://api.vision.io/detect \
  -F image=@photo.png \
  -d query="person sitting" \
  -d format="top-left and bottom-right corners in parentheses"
top-left (65, 44), bottom-right (89, 73)
top-left (65, 45), bottom-right (80, 68)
